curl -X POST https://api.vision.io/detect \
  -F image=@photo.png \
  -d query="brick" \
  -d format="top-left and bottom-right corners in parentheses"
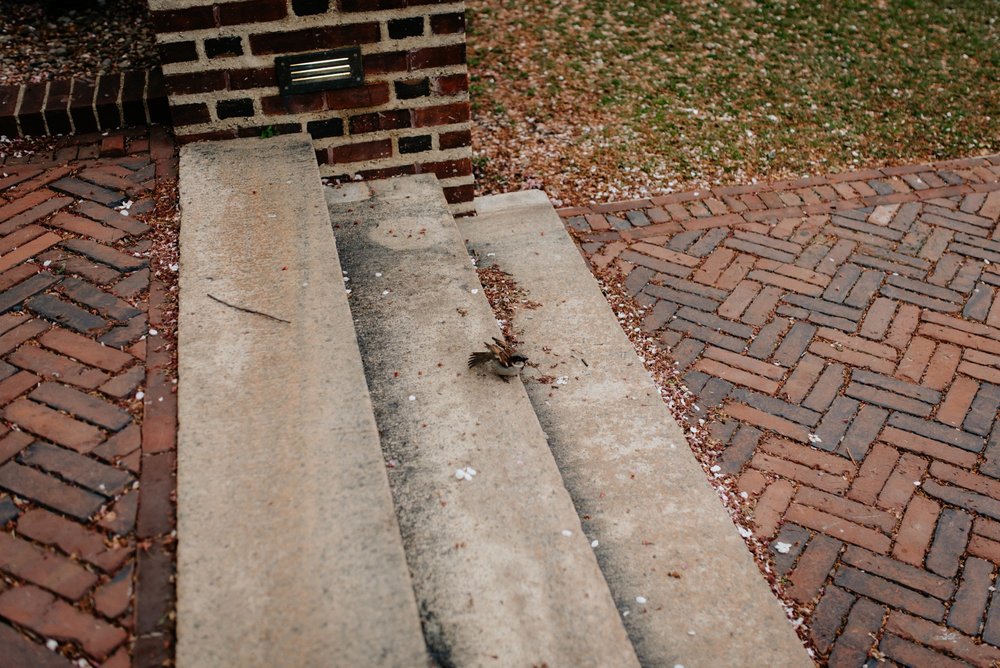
top-left (0, 622), bottom-right (74, 668)
top-left (937, 375), bottom-right (979, 427)
top-left (135, 540), bottom-right (173, 636)
top-left (809, 585), bottom-right (854, 653)
top-left (879, 634), bottom-right (967, 668)
top-left (946, 557), bottom-right (994, 636)
top-left (884, 303), bottom-right (922, 351)
top-left (782, 534), bottom-right (842, 604)
top-left (416, 158), bottom-right (473, 180)
top-left (797, 487), bottom-right (896, 533)
top-left (888, 412), bottom-right (983, 452)
top-left (0, 585), bottom-right (126, 660)
top-left (726, 402), bottom-right (809, 442)
top-left (741, 286), bottom-right (783, 326)
top-left (408, 43), bottom-right (466, 70)
top-left (786, 504), bottom-right (889, 553)
top-left (811, 395), bottom-right (858, 452)
top-left (412, 102), bottom-right (471, 128)
top-left (693, 359), bottom-right (779, 394)
top-left (58, 277), bottom-right (142, 322)
top-left (93, 561), bottom-right (133, 620)
top-left (718, 424), bottom-right (760, 474)
top-left (30, 382), bottom-right (131, 431)
top-left (435, 73), bottom-right (469, 96)
top-left (834, 565), bottom-right (944, 621)
top-left (737, 468), bottom-right (767, 497)
top-left (49, 178), bottom-right (125, 208)
top-left (149, 5), bottom-right (215, 31)
top-left (431, 11), bottom-right (465, 34)
top-left (966, 532), bottom-right (1000, 564)
top-left (0, 371), bottom-right (40, 406)
top-left (920, 322), bottom-right (1000, 356)
top-left (38, 328), bottom-right (133, 373)
top-left (751, 479), bottom-right (793, 538)
top-left (18, 509), bottom-right (127, 575)
top-left (138, 452), bottom-right (175, 537)
top-left (847, 441), bottom-right (898, 505)
top-left (841, 546), bottom-right (953, 600)
top-left (99, 313), bottom-right (147, 349)
top-left (809, 341), bottom-right (895, 375)
top-left (845, 381), bottom-right (933, 416)
top-left (4, 397), bottom-right (105, 452)
top-left (895, 336), bottom-right (936, 383)
top-left (924, 506), bottom-right (973, 576)
top-left (47, 212), bottom-right (125, 244)
top-left (0, 532), bottom-right (98, 600)
top-left (780, 353), bottom-right (824, 403)
top-left (92, 423), bottom-right (141, 467)
top-left (827, 597), bottom-right (885, 665)
top-left (880, 427), bottom-right (978, 468)
top-left (0, 429), bottom-right (31, 465)
top-left (157, 40), bottom-right (198, 65)
top-left (142, 369), bottom-right (176, 455)
top-left (801, 361), bottom-right (844, 413)
top-left (20, 441), bottom-right (131, 497)
top-left (439, 129), bottom-right (471, 150)
top-left (715, 279), bottom-right (759, 320)
top-left (746, 318), bottom-right (790, 359)
top-left (877, 453), bottom-right (928, 512)
top-left (888, 611), bottom-right (1000, 666)
top-left (858, 297), bottom-right (897, 340)
top-left (0, 462), bottom-right (103, 520)
top-left (893, 495), bottom-right (941, 568)
top-left (326, 139), bottom-right (392, 164)
top-left (249, 23), bottom-right (379, 55)
top-left (61, 239), bottom-right (146, 272)
top-left (0, 232), bottom-right (62, 273)
top-left (0, 318), bottom-right (48, 355)
top-left (747, 269), bottom-right (824, 296)
top-left (931, 462), bottom-right (1000, 503)
top-left (965, 381), bottom-right (1000, 435)
top-left (26, 293), bottom-right (108, 334)
top-left (838, 405), bottom-right (887, 461)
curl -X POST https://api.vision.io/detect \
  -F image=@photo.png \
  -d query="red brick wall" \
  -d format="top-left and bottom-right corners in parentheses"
top-left (147, 0), bottom-right (473, 211)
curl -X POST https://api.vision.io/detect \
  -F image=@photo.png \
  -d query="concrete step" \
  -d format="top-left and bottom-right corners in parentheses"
top-left (176, 135), bottom-right (428, 667)
top-left (460, 191), bottom-right (811, 668)
top-left (326, 175), bottom-right (640, 667)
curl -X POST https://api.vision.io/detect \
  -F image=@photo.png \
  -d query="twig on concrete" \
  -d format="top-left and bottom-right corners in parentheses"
top-left (207, 293), bottom-right (291, 324)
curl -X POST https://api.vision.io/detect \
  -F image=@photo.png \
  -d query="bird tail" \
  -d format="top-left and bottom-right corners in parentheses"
top-left (468, 351), bottom-right (493, 369)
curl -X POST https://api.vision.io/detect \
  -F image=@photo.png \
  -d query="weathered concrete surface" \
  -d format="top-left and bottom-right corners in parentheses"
top-left (177, 135), bottom-right (428, 667)
top-left (327, 175), bottom-right (639, 668)
top-left (462, 190), bottom-right (811, 668)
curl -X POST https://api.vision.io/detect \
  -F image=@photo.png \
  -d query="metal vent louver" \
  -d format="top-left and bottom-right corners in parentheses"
top-left (275, 47), bottom-right (363, 95)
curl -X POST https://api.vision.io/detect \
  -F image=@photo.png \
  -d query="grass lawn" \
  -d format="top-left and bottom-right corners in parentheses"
top-left (466, 0), bottom-right (1000, 205)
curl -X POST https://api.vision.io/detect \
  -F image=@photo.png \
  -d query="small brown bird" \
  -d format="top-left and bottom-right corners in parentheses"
top-left (468, 337), bottom-right (529, 382)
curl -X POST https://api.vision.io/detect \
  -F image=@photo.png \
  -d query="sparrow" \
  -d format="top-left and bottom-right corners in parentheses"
top-left (468, 337), bottom-right (529, 382)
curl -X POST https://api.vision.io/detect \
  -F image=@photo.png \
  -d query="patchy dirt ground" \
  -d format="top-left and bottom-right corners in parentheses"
top-left (0, 0), bottom-right (158, 86)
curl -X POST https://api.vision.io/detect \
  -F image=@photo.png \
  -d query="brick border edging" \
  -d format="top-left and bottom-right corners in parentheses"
top-left (555, 154), bottom-right (1000, 220)
top-left (0, 67), bottom-right (170, 139)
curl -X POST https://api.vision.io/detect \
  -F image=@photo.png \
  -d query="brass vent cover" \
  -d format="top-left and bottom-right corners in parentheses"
top-left (275, 47), bottom-right (363, 95)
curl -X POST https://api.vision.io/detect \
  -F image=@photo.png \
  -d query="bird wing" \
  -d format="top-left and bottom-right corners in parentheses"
top-left (468, 351), bottom-right (494, 369)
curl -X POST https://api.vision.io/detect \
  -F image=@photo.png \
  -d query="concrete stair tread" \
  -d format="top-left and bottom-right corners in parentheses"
top-left (461, 190), bottom-right (811, 667)
top-left (327, 175), bottom-right (640, 667)
top-left (177, 135), bottom-right (428, 666)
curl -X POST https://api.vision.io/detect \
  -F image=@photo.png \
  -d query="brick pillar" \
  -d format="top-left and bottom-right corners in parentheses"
top-left (147, 0), bottom-right (474, 212)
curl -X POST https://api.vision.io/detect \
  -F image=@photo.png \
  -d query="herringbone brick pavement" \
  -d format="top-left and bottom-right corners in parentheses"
top-left (562, 155), bottom-right (1000, 666)
top-left (0, 128), bottom-right (177, 667)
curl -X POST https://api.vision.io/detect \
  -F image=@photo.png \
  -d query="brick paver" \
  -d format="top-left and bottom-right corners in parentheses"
top-left (563, 154), bottom-right (1000, 666)
top-left (0, 128), bottom-right (177, 666)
